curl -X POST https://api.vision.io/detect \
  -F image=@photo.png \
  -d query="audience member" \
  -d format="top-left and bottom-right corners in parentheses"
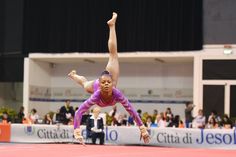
top-left (127, 115), bottom-right (135, 126)
top-left (145, 116), bottom-right (156, 128)
top-left (81, 110), bottom-right (91, 125)
top-left (17, 106), bottom-right (25, 123)
top-left (152, 109), bottom-right (158, 123)
top-left (109, 105), bottom-right (120, 126)
top-left (221, 114), bottom-right (233, 129)
top-left (178, 120), bottom-right (184, 128)
top-left (59, 99), bottom-right (75, 125)
top-left (1, 111), bottom-right (11, 123)
top-left (168, 115), bottom-right (180, 128)
top-left (53, 109), bottom-right (63, 124)
top-left (29, 108), bottom-right (39, 124)
top-left (137, 109), bottom-right (142, 118)
top-left (164, 107), bottom-right (173, 119)
top-left (185, 102), bottom-right (194, 128)
top-left (86, 107), bottom-right (105, 145)
top-left (208, 110), bottom-right (221, 124)
top-left (206, 117), bottom-right (219, 129)
top-left (113, 114), bottom-right (127, 126)
top-left (44, 113), bottom-right (53, 125)
top-left (192, 109), bottom-right (206, 129)
top-left (155, 113), bottom-right (166, 127)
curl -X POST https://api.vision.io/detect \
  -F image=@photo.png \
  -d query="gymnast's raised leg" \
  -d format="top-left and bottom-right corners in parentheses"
top-left (68, 12), bottom-right (119, 92)
top-left (106, 12), bottom-right (119, 87)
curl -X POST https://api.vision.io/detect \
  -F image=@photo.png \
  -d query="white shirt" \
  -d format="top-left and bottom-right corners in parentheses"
top-left (90, 115), bottom-right (103, 129)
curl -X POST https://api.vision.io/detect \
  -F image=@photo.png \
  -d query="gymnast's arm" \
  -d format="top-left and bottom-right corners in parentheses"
top-left (114, 89), bottom-right (150, 143)
top-left (74, 98), bottom-right (95, 129)
top-left (114, 90), bottom-right (143, 126)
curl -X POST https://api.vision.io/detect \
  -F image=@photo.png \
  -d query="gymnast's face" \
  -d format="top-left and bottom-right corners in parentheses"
top-left (99, 75), bottom-right (113, 92)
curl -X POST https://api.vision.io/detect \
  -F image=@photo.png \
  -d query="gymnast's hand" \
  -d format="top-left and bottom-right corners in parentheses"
top-left (74, 128), bottom-right (85, 145)
top-left (139, 125), bottom-right (151, 144)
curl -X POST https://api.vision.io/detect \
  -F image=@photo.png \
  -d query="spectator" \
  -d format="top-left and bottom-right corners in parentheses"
top-left (165, 116), bottom-right (171, 127)
top-left (59, 99), bottom-right (75, 125)
top-left (185, 102), bottom-right (195, 128)
top-left (152, 109), bottom-right (158, 123)
top-left (206, 117), bottom-right (219, 129)
top-left (121, 114), bottom-right (128, 126)
top-left (17, 106), bottom-right (25, 123)
top-left (168, 115), bottom-right (181, 128)
top-left (86, 107), bottom-right (105, 145)
top-left (29, 108), bottom-right (39, 124)
top-left (192, 109), bottom-right (206, 129)
top-left (68, 117), bottom-right (74, 125)
top-left (155, 113), bottom-right (166, 127)
top-left (53, 109), bottom-right (63, 124)
top-left (145, 116), bottom-right (156, 128)
top-left (127, 115), bottom-right (134, 126)
top-left (113, 114), bottom-right (127, 126)
top-left (164, 107), bottom-right (173, 119)
top-left (221, 114), bottom-right (233, 129)
top-left (81, 110), bottom-right (91, 125)
top-left (1, 111), bottom-right (11, 123)
top-left (44, 113), bottom-right (53, 125)
top-left (109, 105), bottom-right (120, 126)
top-left (178, 120), bottom-right (184, 128)
top-left (208, 110), bottom-right (221, 124)
top-left (142, 112), bottom-right (149, 124)
top-left (137, 109), bottom-right (142, 118)
top-left (22, 117), bottom-right (30, 124)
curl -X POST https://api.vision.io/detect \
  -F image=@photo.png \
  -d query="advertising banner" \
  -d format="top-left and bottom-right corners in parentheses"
top-left (0, 123), bottom-right (11, 142)
top-left (10, 124), bottom-right (236, 149)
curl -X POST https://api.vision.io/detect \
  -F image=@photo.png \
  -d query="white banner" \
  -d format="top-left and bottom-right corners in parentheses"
top-left (10, 124), bottom-right (236, 149)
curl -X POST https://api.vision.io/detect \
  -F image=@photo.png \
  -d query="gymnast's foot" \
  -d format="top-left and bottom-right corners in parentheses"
top-left (68, 70), bottom-right (76, 78)
top-left (107, 12), bottom-right (117, 26)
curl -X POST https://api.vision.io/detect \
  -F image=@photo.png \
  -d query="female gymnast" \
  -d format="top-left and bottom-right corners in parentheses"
top-left (68, 12), bottom-right (150, 144)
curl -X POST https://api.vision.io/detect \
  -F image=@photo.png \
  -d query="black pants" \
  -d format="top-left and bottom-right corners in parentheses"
top-left (91, 132), bottom-right (105, 145)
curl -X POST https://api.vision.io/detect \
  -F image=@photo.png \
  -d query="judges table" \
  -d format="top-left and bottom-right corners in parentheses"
top-left (4, 124), bottom-right (236, 149)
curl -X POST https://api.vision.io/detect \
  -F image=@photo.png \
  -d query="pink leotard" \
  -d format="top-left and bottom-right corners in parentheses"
top-left (74, 79), bottom-right (143, 129)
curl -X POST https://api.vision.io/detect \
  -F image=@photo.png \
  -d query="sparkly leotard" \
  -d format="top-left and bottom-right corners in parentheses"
top-left (74, 79), bottom-right (143, 129)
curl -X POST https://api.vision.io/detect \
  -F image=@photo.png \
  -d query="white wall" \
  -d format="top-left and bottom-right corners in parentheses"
top-left (29, 60), bottom-right (52, 86)
top-left (28, 60), bottom-right (52, 116)
top-left (26, 59), bottom-right (192, 118)
top-left (51, 62), bottom-right (193, 89)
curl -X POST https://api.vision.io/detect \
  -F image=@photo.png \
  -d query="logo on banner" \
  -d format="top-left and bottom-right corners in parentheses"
top-left (24, 125), bottom-right (35, 135)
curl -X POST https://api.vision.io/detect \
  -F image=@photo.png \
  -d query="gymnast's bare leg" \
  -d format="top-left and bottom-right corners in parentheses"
top-left (68, 12), bottom-right (119, 92)
top-left (68, 70), bottom-right (94, 94)
top-left (106, 12), bottom-right (119, 87)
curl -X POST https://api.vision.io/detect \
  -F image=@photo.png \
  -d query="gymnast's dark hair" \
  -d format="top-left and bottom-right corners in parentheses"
top-left (100, 70), bottom-right (112, 78)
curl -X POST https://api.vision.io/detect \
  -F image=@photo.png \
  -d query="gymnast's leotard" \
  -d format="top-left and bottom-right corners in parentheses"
top-left (74, 79), bottom-right (143, 129)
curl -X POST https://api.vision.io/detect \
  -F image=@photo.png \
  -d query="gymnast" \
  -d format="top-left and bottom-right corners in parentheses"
top-left (68, 12), bottom-right (150, 144)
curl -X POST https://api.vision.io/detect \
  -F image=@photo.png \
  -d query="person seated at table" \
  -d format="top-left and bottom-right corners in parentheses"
top-left (86, 107), bottom-right (105, 145)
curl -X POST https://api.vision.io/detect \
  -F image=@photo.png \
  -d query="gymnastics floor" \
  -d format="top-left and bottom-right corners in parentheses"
top-left (0, 143), bottom-right (236, 157)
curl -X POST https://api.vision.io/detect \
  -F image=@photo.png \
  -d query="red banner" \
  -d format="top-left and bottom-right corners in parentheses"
top-left (0, 123), bottom-right (11, 142)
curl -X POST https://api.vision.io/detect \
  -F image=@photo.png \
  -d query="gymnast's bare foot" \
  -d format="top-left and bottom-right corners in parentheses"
top-left (107, 12), bottom-right (117, 26)
top-left (68, 70), bottom-right (76, 78)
